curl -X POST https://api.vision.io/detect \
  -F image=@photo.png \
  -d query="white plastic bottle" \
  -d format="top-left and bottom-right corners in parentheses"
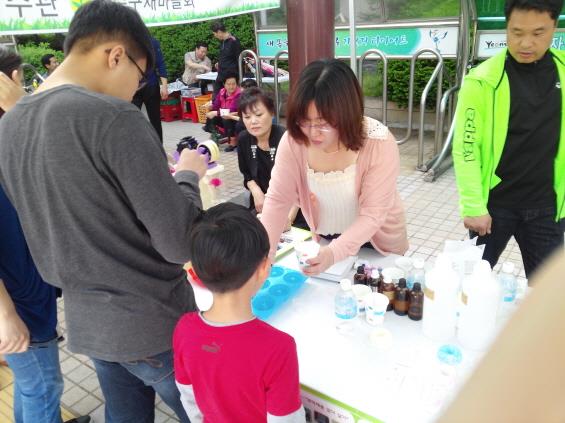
top-left (500, 262), bottom-right (517, 301)
top-left (457, 260), bottom-right (502, 350)
top-left (422, 254), bottom-right (460, 342)
top-left (408, 258), bottom-right (425, 290)
top-left (335, 278), bottom-right (357, 332)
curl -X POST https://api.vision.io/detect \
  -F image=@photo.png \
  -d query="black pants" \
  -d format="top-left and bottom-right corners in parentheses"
top-left (212, 78), bottom-right (222, 102)
top-left (205, 115), bottom-right (237, 138)
top-left (132, 83), bottom-right (162, 142)
top-left (471, 205), bottom-right (564, 279)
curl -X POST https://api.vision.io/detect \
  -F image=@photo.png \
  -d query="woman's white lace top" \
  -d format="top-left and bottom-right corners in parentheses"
top-left (306, 164), bottom-right (358, 235)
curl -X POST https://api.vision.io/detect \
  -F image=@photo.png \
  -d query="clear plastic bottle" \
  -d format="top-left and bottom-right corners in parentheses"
top-left (369, 269), bottom-right (380, 292)
top-left (499, 262), bottom-right (517, 303)
top-left (498, 262), bottom-right (517, 319)
top-left (408, 258), bottom-right (425, 290)
top-left (335, 278), bottom-right (357, 331)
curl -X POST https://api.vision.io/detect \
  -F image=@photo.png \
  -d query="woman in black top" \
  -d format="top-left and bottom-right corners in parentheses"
top-left (237, 87), bottom-right (302, 227)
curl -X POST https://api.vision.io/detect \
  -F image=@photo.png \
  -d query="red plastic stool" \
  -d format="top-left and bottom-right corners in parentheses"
top-left (181, 96), bottom-right (199, 122)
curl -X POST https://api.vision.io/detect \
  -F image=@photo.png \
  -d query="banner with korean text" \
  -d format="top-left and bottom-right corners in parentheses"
top-left (257, 27), bottom-right (459, 59)
top-left (0, 0), bottom-right (280, 35)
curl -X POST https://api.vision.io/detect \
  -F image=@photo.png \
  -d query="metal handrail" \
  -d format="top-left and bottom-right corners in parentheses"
top-left (273, 50), bottom-right (288, 124)
top-left (437, 85), bottom-right (460, 153)
top-left (358, 49), bottom-right (388, 126)
top-left (462, 0), bottom-right (475, 81)
top-left (422, 0), bottom-right (472, 181)
top-left (397, 50), bottom-right (443, 146)
top-left (423, 85), bottom-right (460, 180)
top-left (238, 49), bottom-right (262, 86)
top-left (21, 63), bottom-right (45, 93)
top-left (425, 86), bottom-right (460, 180)
top-left (416, 49), bottom-right (443, 170)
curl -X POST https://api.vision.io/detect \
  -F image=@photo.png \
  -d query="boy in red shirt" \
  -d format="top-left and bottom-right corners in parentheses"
top-left (173, 203), bottom-right (305, 422)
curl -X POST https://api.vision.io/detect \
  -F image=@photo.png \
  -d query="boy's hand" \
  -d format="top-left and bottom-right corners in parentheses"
top-left (303, 246), bottom-right (334, 276)
top-left (0, 310), bottom-right (30, 354)
top-left (176, 149), bottom-right (208, 180)
top-left (464, 214), bottom-right (492, 236)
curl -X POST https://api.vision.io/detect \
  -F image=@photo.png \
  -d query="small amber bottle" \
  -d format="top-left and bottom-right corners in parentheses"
top-left (408, 282), bottom-right (424, 321)
top-left (394, 278), bottom-right (409, 316)
top-left (353, 265), bottom-right (367, 285)
top-left (381, 275), bottom-right (395, 311)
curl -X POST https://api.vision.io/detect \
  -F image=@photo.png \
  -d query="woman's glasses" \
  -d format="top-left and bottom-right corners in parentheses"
top-left (297, 121), bottom-right (333, 133)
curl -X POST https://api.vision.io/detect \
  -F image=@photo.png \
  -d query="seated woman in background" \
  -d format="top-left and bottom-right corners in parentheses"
top-left (260, 59), bottom-right (408, 276)
top-left (237, 87), bottom-right (304, 228)
top-left (233, 78), bottom-right (258, 136)
top-left (203, 73), bottom-right (241, 152)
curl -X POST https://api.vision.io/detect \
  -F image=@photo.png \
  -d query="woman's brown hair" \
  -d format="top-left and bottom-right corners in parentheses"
top-left (238, 86), bottom-right (275, 118)
top-left (286, 59), bottom-right (366, 151)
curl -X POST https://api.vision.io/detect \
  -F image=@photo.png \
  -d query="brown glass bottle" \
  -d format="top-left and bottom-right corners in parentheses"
top-left (376, 267), bottom-right (384, 293)
top-left (394, 278), bottom-right (409, 316)
top-left (353, 265), bottom-right (367, 285)
top-left (381, 276), bottom-right (395, 311)
top-left (408, 282), bottom-right (424, 321)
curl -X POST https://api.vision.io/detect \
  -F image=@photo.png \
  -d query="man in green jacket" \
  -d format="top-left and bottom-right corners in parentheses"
top-left (453, 0), bottom-right (565, 278)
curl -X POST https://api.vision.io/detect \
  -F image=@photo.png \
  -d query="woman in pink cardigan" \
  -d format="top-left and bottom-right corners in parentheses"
top-left (204, 73), bottom-right (241, 151)
top-left (260, 59), bottom-right (408, 276)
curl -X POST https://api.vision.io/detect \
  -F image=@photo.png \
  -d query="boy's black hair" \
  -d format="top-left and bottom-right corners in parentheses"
top-left (238, 86), bottom-right (275, 117)
top-left (0, 47), bottom-right (22, 116)
top-left (240, 78), bottom-right (258, 90)
top-left (195, 41), bottom-right (208, 49)
top-left (189, 203), bottom-right (269, 294)
top-left (505, 0), bottom-right (563, 22)
top-left (0, 46), bottom-right (22, 77)
top-left (41, 53), bottom-right (55, 68)
top-left (211, 21), bottom-right (226, 33)
top-left (63, 0), bottom-right (155, 72)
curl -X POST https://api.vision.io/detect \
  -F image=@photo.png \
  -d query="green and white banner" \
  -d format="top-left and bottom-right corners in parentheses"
top-left (0, 0), bottom-right (280, 35)
top-left (258, 26), bottom-right (459, 58)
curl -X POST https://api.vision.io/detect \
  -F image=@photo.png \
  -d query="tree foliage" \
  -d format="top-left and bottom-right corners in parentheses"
top-left (18, 42), bottom-right (65, 81)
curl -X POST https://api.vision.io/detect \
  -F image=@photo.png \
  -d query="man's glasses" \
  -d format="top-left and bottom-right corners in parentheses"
top-left (125, 52), bottom-right (148, 90)
top-left (297, 121), bottom-right (334, 133)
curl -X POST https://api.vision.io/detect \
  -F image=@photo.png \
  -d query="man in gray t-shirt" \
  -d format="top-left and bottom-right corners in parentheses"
top-left (182, 41), bottom-right (212, 91)
top-left (0, 1), bottom-right (207, 422)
